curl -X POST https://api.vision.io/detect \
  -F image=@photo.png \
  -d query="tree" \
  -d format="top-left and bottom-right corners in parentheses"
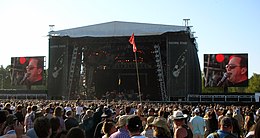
top-left (0, 65), bottom-right (12, 89)
top-left (246, 73), bottom-right (260, 93)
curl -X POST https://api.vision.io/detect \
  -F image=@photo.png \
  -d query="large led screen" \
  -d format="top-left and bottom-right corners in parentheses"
top-left (204, 54), bottom-right (248, 87)
top-left (11, 56), bottom-right (45, 86)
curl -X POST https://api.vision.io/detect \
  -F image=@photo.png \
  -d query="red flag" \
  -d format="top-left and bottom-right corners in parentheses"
top-left (129, 33), bottom-right (137, 52)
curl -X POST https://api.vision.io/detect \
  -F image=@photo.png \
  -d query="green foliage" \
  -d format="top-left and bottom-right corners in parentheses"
top-left (246, 73), bottom-right (260, 92)
top-left (0, 65), bottom-right (12, 89)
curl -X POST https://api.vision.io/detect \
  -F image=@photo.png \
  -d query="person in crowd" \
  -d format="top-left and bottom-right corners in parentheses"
top-left (172, 110), bottom-right (192, 138)
top-left (245, 123), bottom-right (256, 138)
top-left (189, 108), bottom-right (206, 138)
top-left (3, 103), bottom-right (12, 114)
top-left (109, 115), bottom-right (131, 138)
top-left (125, 106), bottom-right (132, 115)
top-left (26, 111), bottom-right (44, 138)
top-left (157, 109), bottom-right (167, 121)
top-left (92, 104), bottom-right (104, 131)
top-left (34, 117), bottom-right (51, 138)
top-left (147, 108), bottom-right (155, 117)
top-left (0, 114), bottom-right (29, 138)
top-left (233, 108), bottom-right (244, 134)
top-left (44, 107), bottom-right (53, 120)
top-left (207, 117), bottom-right (237, 138)
top-left (81, 109), bottom-right (95, 138)
top-left (14, 104), bottom-right (24, 126)
top-left (255, 109), bottom-right (260, 123)
top-left (2, 114), bottom-right (18, 135)
top-left (204, 111), bottom-right (211, 138)
top-left (24, 106), bottom-right (33, 132)
top-left (244, 111), bottom-right (255, 136)
top-left (127, 115), bottom-right (145, 138)
top-left (80, 106), bottom-right (88, 121)
top-left (151, 116), bottom-right (171, 138)
top-left (50, 117), bottom-right (61, 138)
top-left (64, 103), bottom-right (72, 112)
top-left (226, 110), bottom-right (241, 138)
top-left (0, 110), bottom-right (8, 136)
top-left (141, 116), bottom-right (155, 138)
top-left (66, 127), bottom-right (85, 138)
top-left (31, 105), bottom-right (38, 122)
top-left (225, 55), bottom-right (248, 87)
top-left (207, 110), bottom-right (218, 137)
top-left (64, 110), bottom-right (79, 131)
top-left (75, 102), bottom-right (83, 123)
top-left (94, 107), bottom-right (115, 138)
top-left (254, 120), bottom-right (260, 138)
top-left (218, 108), bottom-right (228, 128)
top-left (53, 106), bottom-right (66, 131)
top-left (101, 121), bottom-right (117, 138)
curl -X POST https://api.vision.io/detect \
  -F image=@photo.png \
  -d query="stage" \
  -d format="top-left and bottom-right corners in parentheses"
top-left (48, 21), bottom-right (201, 100)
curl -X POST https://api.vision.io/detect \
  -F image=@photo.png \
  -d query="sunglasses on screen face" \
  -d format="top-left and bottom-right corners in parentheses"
top-left (225, 64), bottom-right (240, 69)
top-left (26, 66), bottom-right (38, 70)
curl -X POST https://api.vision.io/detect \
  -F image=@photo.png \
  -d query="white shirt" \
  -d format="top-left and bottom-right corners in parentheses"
top-left (75, 106), bottom-right (83, 115)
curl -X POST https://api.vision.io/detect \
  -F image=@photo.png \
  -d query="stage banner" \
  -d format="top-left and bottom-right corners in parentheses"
top-left (167, 41), bottom-right (188, 97)
top-left (48, 45), bottom-right (68, 98)
top-left (166, 33), bottom-right (201, 98)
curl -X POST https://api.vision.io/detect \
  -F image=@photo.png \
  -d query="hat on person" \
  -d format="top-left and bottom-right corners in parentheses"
top-left (234, 109), bottom-right (240, 115)
top-left (150, 117), bottom-right (170, 133)
top-left (194, 108), bottom-right (200, 113)
top-left (220, 117), bottom-right (233, 128)
top-left (116, 115), bottom-right (129, 127)
top-left (171, 110), bottom-right (188, 120)
top-left (101, 108), bottom-right (114, 118)
top-left (147, 116), bottom-right (155, 125)
top-left (145, 116), bottom-right (155, 129)
top-left (65, 110), bottom-right (72, 117)
top-left (226, 110), bottom-right (233, 117)
top-left (119, 110), bottom-right (125, 116)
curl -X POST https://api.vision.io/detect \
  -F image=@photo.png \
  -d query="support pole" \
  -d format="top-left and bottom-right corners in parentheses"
top-left (134, 52), bottom-right (142, 103)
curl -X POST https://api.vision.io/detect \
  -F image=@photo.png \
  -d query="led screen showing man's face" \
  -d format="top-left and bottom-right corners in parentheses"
top-left (204, 54), bottom-right (248, 87)
top-left (11, 56), bottom-right (44, 86)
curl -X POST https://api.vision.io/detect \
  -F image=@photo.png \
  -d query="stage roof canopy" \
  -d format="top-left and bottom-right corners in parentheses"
top-left (49, 21), bottom-right (189, 37)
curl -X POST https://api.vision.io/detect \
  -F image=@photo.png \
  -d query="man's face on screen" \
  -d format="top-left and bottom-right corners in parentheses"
top-left (26, 58), bottom-right (41, 83)
top-left (226, 56), bottom-right (243, 84)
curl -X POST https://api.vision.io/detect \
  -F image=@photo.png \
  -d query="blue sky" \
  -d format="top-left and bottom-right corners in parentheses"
top-left (0, 0), bottom-right (259, 77)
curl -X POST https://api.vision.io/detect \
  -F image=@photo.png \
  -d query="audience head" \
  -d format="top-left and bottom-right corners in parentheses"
top-left (54, 106), bottom-right (63, 117)
top-left (127, 115), bottom-right (143, 135)
top-left (151, 117), bottom-right (171, 137)
top-left (102, 121), bottom-right (116, 137)
top-left (34, 117), bottom-right (51, 138)
top-left (66, 127), bottom-right (85, 138)
top-left (220, 117), bottom-right (233, 132)
top-left (144, 116), bottom-right (155, 130)
top-left (116, 115), bottom-right (129, 128)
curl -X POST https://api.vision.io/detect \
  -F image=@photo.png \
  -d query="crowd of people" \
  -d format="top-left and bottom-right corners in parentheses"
top-left (0, 98), bottom-right (260, 138)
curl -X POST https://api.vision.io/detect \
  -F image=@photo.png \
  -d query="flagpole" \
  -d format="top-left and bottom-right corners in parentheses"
top-left (134, 52), bottom-right (142, 103)
top-left (129, 33), bottom-right (142, 103)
